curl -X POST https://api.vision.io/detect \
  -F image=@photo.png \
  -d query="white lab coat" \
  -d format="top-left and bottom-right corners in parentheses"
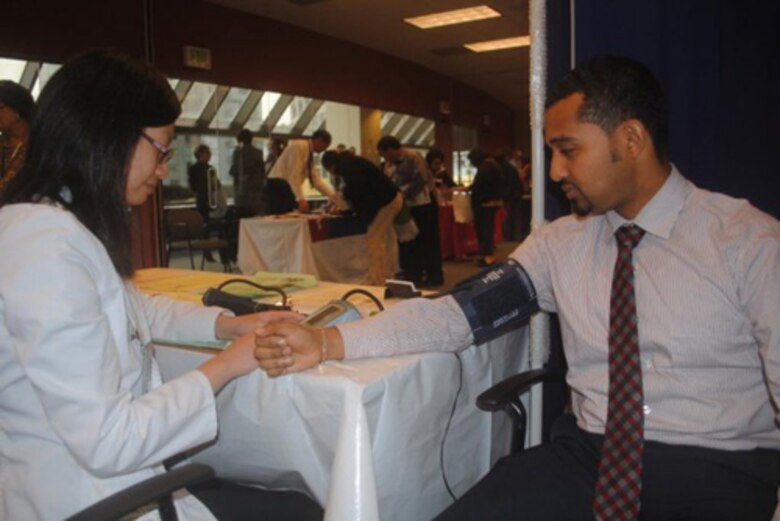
top-left (268, 139), bottom-right (335, 201)
top-left (0, 203), bottom-right (223, 520)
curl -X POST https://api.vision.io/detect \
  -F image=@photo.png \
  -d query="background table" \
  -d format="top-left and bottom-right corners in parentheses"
top-left (438, 203), bottom-right (506, 261)
top-left (238, 214), bottom-right (396, 284)
top-left (139, 269), bottom-right (530, 521)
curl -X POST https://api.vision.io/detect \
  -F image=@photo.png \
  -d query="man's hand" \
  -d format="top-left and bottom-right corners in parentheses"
top-left (215, 310), bottom-right (303, 340)
top-left (255, 323), bottom-right (345, 377)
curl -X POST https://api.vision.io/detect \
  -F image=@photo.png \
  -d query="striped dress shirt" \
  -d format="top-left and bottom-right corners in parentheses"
top-left (339, 167), bottom-right (780, 450)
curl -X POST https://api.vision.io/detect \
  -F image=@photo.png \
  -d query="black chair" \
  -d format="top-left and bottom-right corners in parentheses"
top-left (476, 367), bottom-right (551, 454)
top-left (165, 209), bottom-right (231, 272)
top-left (66, 463), bottom-right (215, 521)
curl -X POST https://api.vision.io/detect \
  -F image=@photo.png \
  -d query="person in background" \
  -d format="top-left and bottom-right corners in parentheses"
top-left (264, 136), bottom-right (286, 174)
top-left (378, 136), bottom-right (443, 287)
top-left (188, 144), bottom-right (228, 263)
top-left (0, 50), bottom-right (321, 521)
top-left (497, 150), bottom-right (524, 242)
top-left (466, 149), bottom-right (503, 267)
top-left (254, 55), bottom-right (780, 520)
top-left (512, 150), bottom-right (534, 239)
top-left (426, 147), bottom-right (456, 204)
top-left (267, 129), bottom-right (336, 213)
top-left (330, 143), bottom-right (348, 192)
top-left (0, 80), bottom-right (34, 191)
top-left (321, 150), bottom-right (402, 286)
top-left (189, 144), bottom-right (221, 221)
top-left (229, 128), bottom-right (266, 217)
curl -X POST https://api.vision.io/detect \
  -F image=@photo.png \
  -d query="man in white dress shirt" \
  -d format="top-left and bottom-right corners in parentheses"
top-left (267, 129), bottom-right (336, 213)
top-left (255, 56), bottom-right (780, 520)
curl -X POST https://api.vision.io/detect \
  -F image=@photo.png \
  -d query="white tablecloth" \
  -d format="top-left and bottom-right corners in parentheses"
top-left (238, 214), bottom-right (394, 284)
top-left (153, 281), bottom-right (530, 521)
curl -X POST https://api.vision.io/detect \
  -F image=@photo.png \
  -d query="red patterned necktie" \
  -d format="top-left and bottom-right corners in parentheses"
top-left (593, 224), bottom-right (646, 520)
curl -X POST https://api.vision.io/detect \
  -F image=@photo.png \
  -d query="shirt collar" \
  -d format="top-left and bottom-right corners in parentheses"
top-left (605, 164), bottom-right (690, 241)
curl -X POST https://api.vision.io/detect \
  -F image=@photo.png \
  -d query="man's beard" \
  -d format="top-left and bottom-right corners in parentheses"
top-left (570, 200), bottom-right (593, 216)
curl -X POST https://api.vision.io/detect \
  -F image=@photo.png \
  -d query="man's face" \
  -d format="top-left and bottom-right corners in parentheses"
top-left (0, 103), bottom-right (18, 134)
top-left (379, 148), bottom-right (400, 164)
top-left (196, 150), bottom-right (210, 163)
top-left (312, 137), bottom-right (330, 154)
top-left (544, 93), bottom-right (634, 217)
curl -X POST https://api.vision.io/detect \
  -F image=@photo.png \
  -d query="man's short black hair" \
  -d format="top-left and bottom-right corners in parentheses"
top-left (467, 149), bottom-right (488, 167)
top-left (193, 143), bottom-right (210, 159)
top-left (312, 129), bottom-right (332, 145)
top-left (0, 80), bottom-right (35, 122)
top-left (237, 128), bottom-right (253, 145)
top-left (321, 149), bottom-right (341, 172)
top-left (547, 55), bottom-right (669, 163)
top-left (425, 148), bottom-right (445, 165)
top-left (377, 136), bottom-right (401, 152)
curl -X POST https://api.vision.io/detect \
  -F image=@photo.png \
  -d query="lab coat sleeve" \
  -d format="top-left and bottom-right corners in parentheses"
top-left (135, 288), bottom-right (224, 343)
top-left (1, 212), bottom-right (217, 477)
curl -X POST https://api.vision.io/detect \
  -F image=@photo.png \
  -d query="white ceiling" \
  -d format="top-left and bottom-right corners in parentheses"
top-left (207, 0), bottom-right (530, 112)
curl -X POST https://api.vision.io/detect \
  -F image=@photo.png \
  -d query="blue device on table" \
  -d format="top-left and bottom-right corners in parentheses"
top-left (301, 300), bottom-right (362, 327)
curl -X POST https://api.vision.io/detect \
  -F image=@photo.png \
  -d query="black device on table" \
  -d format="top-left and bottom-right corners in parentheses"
top-left (201, 279), bottom-right (290, 315)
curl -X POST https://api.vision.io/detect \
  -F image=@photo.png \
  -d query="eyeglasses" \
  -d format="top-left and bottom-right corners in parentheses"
top-left (140, 132), bottom-right (175, 163)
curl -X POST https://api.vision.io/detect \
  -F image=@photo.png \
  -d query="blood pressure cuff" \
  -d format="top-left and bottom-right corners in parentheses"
top-left (450, 259), bottom-right (539, 345)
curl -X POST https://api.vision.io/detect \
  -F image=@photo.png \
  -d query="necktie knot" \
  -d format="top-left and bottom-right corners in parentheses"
top-left (615, 224), bottom-right (645, 251)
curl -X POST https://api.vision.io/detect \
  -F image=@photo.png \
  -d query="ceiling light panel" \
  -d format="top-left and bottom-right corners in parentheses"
top-left (464, 35), bottom-right (530, 52)
top-left (404, 5), bottom-right (501, 30)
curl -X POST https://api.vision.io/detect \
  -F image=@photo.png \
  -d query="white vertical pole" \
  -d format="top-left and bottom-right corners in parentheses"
top-left (527, 0), bottom-right (549, 448)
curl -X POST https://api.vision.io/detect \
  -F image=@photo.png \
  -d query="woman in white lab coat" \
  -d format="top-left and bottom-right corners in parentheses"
top-left (0, 50), bottom-right (316, 520)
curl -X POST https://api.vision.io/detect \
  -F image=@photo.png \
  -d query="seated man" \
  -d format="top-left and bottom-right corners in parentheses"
top-left (254, 56), bottom-right (780, 520)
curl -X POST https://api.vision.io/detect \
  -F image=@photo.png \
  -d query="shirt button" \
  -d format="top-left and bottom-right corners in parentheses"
top-left (643, 405), bottom-right (652, 415)
top-left (643, 356), bottom-right (654, 369)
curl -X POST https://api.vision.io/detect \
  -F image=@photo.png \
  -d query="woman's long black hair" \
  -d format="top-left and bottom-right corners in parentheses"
top-left (0, 49), bottom-right (180, 278)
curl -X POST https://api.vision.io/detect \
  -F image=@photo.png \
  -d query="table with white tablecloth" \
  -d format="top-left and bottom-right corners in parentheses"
top-left (237, 213), bottom-right (397, 284)
top-left (140, 270), bottom-right (530, 521)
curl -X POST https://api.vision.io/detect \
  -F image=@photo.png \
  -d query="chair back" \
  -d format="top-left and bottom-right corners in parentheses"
top-left (166, 209), bottom-right (205, 241)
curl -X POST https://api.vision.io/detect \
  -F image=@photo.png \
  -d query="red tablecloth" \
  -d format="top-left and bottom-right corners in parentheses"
top-left (438, 205), bottom-right (505, 260)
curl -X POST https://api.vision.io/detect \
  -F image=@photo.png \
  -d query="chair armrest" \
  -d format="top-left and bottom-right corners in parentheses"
top-left (476, 368), bottom-right (550, 411)
top-left (66, 463), bottom-right (215, 521)
top-left (476, 368), bottom-right (551, 453)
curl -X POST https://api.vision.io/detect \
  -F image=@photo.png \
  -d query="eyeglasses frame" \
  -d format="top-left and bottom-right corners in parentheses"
top-left (140, 131), bottom-right (175, 163)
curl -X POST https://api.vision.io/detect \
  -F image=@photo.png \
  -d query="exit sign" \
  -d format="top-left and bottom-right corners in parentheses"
top-left (183, 46), bottom-right (212, 70)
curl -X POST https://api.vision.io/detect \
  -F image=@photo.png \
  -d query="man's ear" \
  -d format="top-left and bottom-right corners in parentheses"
top-left (620, 119), bottom-right (648, 159)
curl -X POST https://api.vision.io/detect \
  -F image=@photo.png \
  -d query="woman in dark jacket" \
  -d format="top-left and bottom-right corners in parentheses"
top-left (467, 149), bottom-right (503, 267)
top-left (322, 150), bottom-right (402, 285)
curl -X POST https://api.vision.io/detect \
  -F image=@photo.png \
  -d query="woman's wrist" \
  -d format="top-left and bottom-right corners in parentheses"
top-left (214, 312), bottom-right (235, 340)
